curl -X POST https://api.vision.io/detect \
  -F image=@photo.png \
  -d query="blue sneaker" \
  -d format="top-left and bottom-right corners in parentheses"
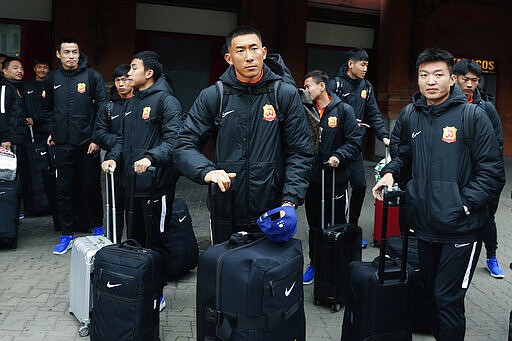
top-left (19, 213), bottom-right (25, 220)
top-left (486, 258), bottom-right (504, 278)
top-left (52, 235), bottom-right (74, 255)
top-left (303, 264), bottom-right (314, 285)
top-left (93, 226), bottom-right (104, 236)
top-left (362, 239), bottom-right (368, 248)
top-left (159, 295), bottom-right (166, 312)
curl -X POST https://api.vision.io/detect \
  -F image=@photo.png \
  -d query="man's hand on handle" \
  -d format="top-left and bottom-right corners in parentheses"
top-left (133, 157), bottom-right (152, 174)
top-left (372, 172), bottom-right (394, 201)
top-left (204, 170), bottom-right (237, 192)
top-left (101, 160), bottom-right (116, 173)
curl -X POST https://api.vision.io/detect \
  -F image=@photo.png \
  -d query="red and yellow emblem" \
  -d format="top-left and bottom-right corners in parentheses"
top-left (77, 83), bottom-right (86, 94)
top-left (442, 126), bottom-right (457, 143)
top-left (42, 90), bottom-right (46, 98)
top-left (327, 116), bottom-right (338, 128)
top-left (360, 89), bottom-right (367, 99)
top-left (262, 104), bottom-right (277, 121)
top-left (142, 106), bottom-right (151, 120)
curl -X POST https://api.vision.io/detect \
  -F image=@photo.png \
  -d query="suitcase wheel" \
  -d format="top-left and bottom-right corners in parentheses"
top-left (331, 303), bottom-right (342, 312)
top-left (78, 324), bottom-right (90, 337)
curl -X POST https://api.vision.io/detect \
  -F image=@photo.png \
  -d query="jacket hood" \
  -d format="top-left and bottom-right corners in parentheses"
top-left (1, 78), bottom-right (23, 91)
top-left (109, 86), bottom-right (133, 102)
top-left (218, 64), bottom-right (282, 90)
top-left (136, 75), bottom-right (173, 98)
top-left (58, 52), bottom-right (89, 75)
top-left (412, 84), bottom-right (467, 115)
top-left (325, 93), bottom-right (343, 112)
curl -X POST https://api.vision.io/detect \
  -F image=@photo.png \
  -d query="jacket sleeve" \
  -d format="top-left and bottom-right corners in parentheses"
top-left (460, 107), bottom-right (504, 211)
top-left (381, 106), bottom-right (412, 180)
top-left (143, 94), bottom-right (182, 167)
top-left (364, 83), bottom-right (389, 141)
top-left (0, 84), bottom-right (14, 143)
top-left (174, 86), bottom-right (218, 184)
top-left (483, 101), bottom-right (504, 158)
top-left (332, 103), bottom-right (361, 163)
top-left (93, 101), bottom-right (117, 151)
top-left (277, 83), bottom-right (315, 206)
top-left (41, 73), bottom-right (55, 135)
top-left (90, 71), bottom-right (107, 143)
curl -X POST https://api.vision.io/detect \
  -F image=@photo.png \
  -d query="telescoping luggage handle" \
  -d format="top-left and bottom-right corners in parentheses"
top-left (321, 165), bottom-right (346, 230)
top-left (127, 166), bottom-right (157, 249)
top-left (105, 167), bottom-right (117, 243)
top-left (378, 187), bottom-right (408, 285)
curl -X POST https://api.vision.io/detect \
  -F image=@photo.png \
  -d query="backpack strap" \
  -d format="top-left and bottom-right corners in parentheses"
top-left (365, 79), bottom-right (372, 102)
top-left (272, 79), bottom-right (284, 122)
top-left (215, 80), bottom-right (224, 128)
top-left (88, 68), bottom-right (96, 103)
top-left (401, 103), bottom-right (416, 142)
top-left (462, 103), bottom-right (476, 149)
top-left (334, 76), bottom-right (343, 96)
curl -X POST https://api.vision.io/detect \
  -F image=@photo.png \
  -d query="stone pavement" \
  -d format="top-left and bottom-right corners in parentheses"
top-left (1, 158), bottom-right (512, 341)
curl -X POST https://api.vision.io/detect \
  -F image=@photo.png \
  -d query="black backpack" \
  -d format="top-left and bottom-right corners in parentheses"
top-left (333, 76), bottom-right (372, 102)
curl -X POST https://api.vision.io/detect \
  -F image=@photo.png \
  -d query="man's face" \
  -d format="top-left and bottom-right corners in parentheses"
top-left (347, 60), bottom-right (368, 79)
top-left (33, 63), bottom-right (49, 80)
top-left (3, 60), bottom-right (24, 80)
top-left (56, 42), bottom-right (80, 70)
top-left (127, 58), bottom-right (151, 90)
top-left (456, 72), bottom-right (479, 98)
top-left (224, 33), bottom-right (267, 82)
top-left (417, 61), bottom-right (456, 106)
top-left (114, 75), bottom-right (133, 96)
top-left (304, 77), bottom-right (323, 102)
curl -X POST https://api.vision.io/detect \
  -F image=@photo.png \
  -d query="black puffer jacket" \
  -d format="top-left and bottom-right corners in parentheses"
top-left (307, 93), bottom-right (361, 187)
top-left (0, 78), bottom-right (26, 145)
top-left (383, 85), bottom-right (503, 243)
top-left (93, 89), bottom-right (129, 152)
top-left (107, 75), bottom-right (182, 197)
top-left (43, 53), bottom-right (106, 147)
top-left (328, 64), bottom-right (388, 142)
top-left (175, 65), bottom-right (314, 224)
top-left (23, 78), bottom-right (49, 139)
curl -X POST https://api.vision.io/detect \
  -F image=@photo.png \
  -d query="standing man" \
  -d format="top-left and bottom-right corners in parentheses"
top-left (329, 48), bottom-right (389, 235)
top-left (174, 26), bottom-right (314, 244)
top-left (373, 48), bottom-right (503, 340)
top-left (101, 51), bottom-right (182, 311)
top-left (302, 70), bottom-right (361, 284)
top-left (1, 57), bottom-right (25, 151)
top-left (44, 37), bottom-right (107, 255)
top-left (24, 58), bottom-right (51, 142)
top-left (454, 58), bottom-right (506, 278)
top-left (93, 64), bottom-right (134, 242)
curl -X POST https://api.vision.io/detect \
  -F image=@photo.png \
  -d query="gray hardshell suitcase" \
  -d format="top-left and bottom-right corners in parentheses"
top-left (68, 168), bottom-right (116, 336)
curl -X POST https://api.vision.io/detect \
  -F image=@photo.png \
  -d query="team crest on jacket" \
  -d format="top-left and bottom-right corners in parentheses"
top-left (328, 116), bottom-right (338, 128)
top-left (360, 89), bottom-right (367, 99)
top-left (142, 107), bottom-right (151, 120)
top-left (262, 104), bottom-right (277, 121)
top-left (41, 90), bottom-right (46, 98)
top-left (77, 83), bottom-right (86, 94)
top-left (442, 126), bottom-right (457, 143)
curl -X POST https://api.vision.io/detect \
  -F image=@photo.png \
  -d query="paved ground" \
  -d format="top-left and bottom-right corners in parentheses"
top-left (1, 158), bottom-right (512, 341)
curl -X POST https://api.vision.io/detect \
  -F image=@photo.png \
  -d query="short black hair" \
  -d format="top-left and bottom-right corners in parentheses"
top-left (0, 53), bottom-right (9, 60)
top-left (416, 48), bottom-right (454, 74)
top-left (33, 58), bottom-right (50, 67)
top-left (2, 56), bottom-right (22, 70)
top-left (133, 50), bottom-right (162, 81)
top-left (55, 37), bottom-right (80, 52)
top-left (226, 25), bottom-right (262, 50)
top-left (453, 59), bottom-right (482, 78)
top-left (304, 69), bottom-right (329, 85)
top-left (344, 48), bottom-right (369, 64)
top-left (112, 64), bottom-right (130, 80)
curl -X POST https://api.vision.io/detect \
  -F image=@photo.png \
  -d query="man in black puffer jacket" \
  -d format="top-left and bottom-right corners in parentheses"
top-left (373, 48), bottom-right (503, 341)
top-left (175, 26), bottom-right (314, 244)
top-left (93, 64), bottom-right (134, 242)
top-left (301, 70), bottom-right (361, 285)
top-left (1, 57), bottom-right (26, 151)
top-left (44, 37), bottom-right (107, 255)
top-left (102, 51), bottom-right (182, 311)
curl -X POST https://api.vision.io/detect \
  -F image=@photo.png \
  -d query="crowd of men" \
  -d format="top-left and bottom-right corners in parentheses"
top-left (0, 26), bottom-right (506, 340)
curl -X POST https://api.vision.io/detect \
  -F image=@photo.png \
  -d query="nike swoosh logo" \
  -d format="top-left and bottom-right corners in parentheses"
top-left (0, 191), bottom-right (5, 195)
top-left (411, 131), bottom-right (422, 139)
top-left (335, 194), bottom-right (345, 200)
top-left (53, 84), bottom-right (62, 90)
top-left (111, 115), bottom-right (119, 120)
top-left (106, 281), bottom-right (122, 288)
top-left (342, 93), bottom-right (350, 97)
top-left (40, 151), bottom-right (47, 156)
top-left (124, 111), bottom-right (132, 116)
top-left (27, 90), bottom-right (34, 94)
top-left (454, 243), bottom-right (471, 248)
top-left (285, 281), bottom-right (296, 297)
top-left (222, 110), bottom-right (234, 118)
top-left (178, 216), bottom-right (187, 223)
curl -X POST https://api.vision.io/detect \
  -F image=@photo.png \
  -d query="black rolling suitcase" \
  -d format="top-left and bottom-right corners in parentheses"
top-left (196, 186), bottom-right (305, 341)
top-left (0, 177), bottom-right (20, 249)
top-left (341, 188), bottom-right (414, 341)
top-left (22, 126), bottom-right (50, 216)
top-left (313, 167), bottom-right (362, 311)
top-left (91, 167), bottom-right (163, 341)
